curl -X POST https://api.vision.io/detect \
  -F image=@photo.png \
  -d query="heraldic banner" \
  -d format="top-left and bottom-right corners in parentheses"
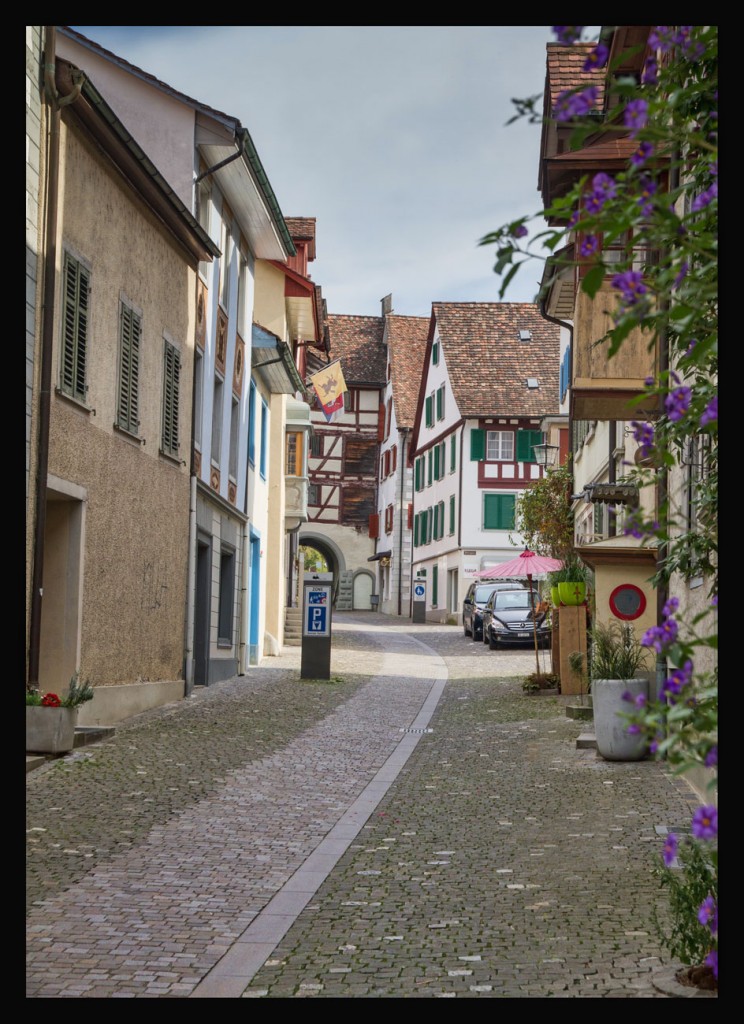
top-left (310, 360), bottom-right (347, 419)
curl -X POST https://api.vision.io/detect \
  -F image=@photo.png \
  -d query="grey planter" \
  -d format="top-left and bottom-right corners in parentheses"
top-left (26, 706), bottom-right (78, 754)
top-left (592, 678), bottom-right (648, 761)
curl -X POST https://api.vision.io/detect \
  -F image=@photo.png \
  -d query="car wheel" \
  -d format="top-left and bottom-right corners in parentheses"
top-left (488, 630), bottom-right (499, 650)
top-left (464, 620), bottom-right (471, 637)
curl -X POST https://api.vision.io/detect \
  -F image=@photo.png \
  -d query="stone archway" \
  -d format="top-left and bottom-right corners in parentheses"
top-left (297, 531), bottom-right (347, 605)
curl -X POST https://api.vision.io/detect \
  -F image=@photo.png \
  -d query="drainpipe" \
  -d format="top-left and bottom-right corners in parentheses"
top-left (28, 27), bottom-right (82, 690)
top-left (239, 517), bottom-right (250, 675)
top-left (397, 429), bottom-right (407, 616)
top-left (195, 130), bottom-right (246, 184)
top-left (184, 474), bottom-right (197, 696)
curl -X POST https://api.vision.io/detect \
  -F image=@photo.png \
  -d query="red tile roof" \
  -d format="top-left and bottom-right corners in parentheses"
top-left (325, 315), bottom-right (386, 385)
top-left (385, 315), bottom-right (430, 429)
top-left (545, 42), bottom-right (606, 112)
top-left (431, 303), bottom-right (560, 418)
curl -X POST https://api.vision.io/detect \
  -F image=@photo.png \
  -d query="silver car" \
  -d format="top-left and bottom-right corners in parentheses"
top-left (462, 581), bottom-right (526, 641)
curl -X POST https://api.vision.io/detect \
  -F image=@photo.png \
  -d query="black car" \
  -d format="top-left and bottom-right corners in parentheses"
top-left (462, 582), bottom-right (526, 641)
top-left (482, 588), bottom-right (551, 649)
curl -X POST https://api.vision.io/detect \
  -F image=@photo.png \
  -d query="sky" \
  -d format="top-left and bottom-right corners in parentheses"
top-left (70, 25), bottom-right (599, 320)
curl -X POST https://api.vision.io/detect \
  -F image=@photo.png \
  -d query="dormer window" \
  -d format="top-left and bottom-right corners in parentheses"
top-left (527, 378), bottom-right (539, 389)
top-left (519, 329), bottom-right (532, 341)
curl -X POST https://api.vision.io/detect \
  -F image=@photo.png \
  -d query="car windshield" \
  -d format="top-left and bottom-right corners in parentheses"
top-left (474, 586), bottom-right (498, 602)
top-left (493, 591), bottom-right (537, 612)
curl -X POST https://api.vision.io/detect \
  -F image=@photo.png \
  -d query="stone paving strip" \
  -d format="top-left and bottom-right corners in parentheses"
top-left (27, 615), bottom-right (701, 998)
top-left (27, 620), bottom-right (445, 998)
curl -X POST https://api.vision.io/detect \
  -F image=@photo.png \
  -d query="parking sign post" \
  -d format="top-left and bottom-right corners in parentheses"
top-left (412, 577), bottom-right (427, 623)
top-left (301, 573), bottom-right (333, 679)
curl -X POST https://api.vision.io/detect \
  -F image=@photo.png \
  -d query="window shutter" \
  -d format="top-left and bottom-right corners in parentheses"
top-left (392, 445), bottom-right (397, 472)
top-left (420, 509), bottom-right (427, 543)
top-left (61, 254), bottom-right (89, 401)
top-left (369, 512), bottom-right (379, 539)
top-left (407, 502), bottom-right (413, 529)
top-left (517, 429), bottom-right (542, 462)
top-left (162, 340), bottom-right (180, 457)
top-left (413, 513), bottom-right (419, 547)
top-left (433, 444), bottom-right (440, 480)
top-left (450, 433), bottom-right (457, 471)
top-left (484, 493), bottom-right (516, 530)
top-left (449, 494), bottom-right (455, 534)
top-left (432, 340), bottom-right (439, 365)
top-left (425, 395), bottom-right (433, 428)
top-left (433, 503), bottom-right (439, 539)
top-left (427, 507), bottom-right (434, 543)
top-left (470, 428), bottom-right (485, 461)
top-left (377, 402), bottom-right (385, 441)
top-left (118, 304), bottom-right (141, 434)
top-left (415, 458), bottom-right (421, 491)
top-left (436, 385), bottom-right (443, 420)
top-left (427, 450), bottom-right (432, 486)
top-left (432, 564), bottom-right (438, 605)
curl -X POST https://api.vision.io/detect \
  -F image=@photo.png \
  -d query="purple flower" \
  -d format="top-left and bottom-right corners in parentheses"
top-left (634, 693), bottom-right (647, 708)
top-left (631, 140), bottom-right (654, 168)
top-left (691, 805), bottom-right (718, 840)
top-left (641, 57), bottom-right (658, 85)
top-left (673, 261), bottom-right (689, 290)
top-left (665, 386), bottom-right (692, 421)
top-left (705, 745), bottom-right (718, 768)
top-left (662, 660), bottom-right (693, 697)
top-left (644, 376), bottom-right (656, 387)
top-left (552, 26), bottom-right (583, 45)
top-left (511, 224), bottom-right (528, 239)
top-left (700, 396), bottom-right (718, 427)
top-left (698, 896), bottom-right (718, 934)
top-left (662, 597), bottom-right (679, 617)
top-left (611, 270), bottom-right (647, 305)
top-left (554, 86), bottom-right (599, 121)
top-left (642, 616), bottom-right (679, 653)
top-left (637, 175), bottom-right (658, 216)
top-left (626, 722), bottom-right (641, 735)
top-left (649, 27), bottom-right (676, 54)
top-left (592, 172), bottom-right (617, 200)
top-left (624, 99), bottom-right (649, 137)
top-left (579, 235), bottom-right (599, 257)
top-left (705, 949), bottom-right (718, 980)
top-left (631, 420), bottom-right (654, 458)
top-left (568, 210), bottom-right (582, 229)
top-left (662, 832), bottom-right (678, 867)
top-left (692, 183), bottom-right (718, 211)
top-left (711, 594), bottom-right (718, 608)
top-left (583, 43), bottom-right (608, 71)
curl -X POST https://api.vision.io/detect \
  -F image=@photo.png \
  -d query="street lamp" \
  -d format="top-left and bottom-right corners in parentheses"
top-left (532, 442), bottom-right (559, 470)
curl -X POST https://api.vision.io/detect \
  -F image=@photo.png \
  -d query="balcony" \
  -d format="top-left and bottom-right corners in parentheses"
top-left (285, 474), bottom-right (309, 531)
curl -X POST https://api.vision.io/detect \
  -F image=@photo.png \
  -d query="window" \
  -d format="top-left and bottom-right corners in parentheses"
top-left (415, 457), bottom-right (423, 492)
top-left (433, 444), bottom-right (441, 481)
top-left (219, 214), bottom-right (232, 310)
top-left (194, 349), bottom-right (204, 448)
top-left (260, 400), bottom-right (268, 477)
top-left (427, 506), bottom-right (434, 544)
top-left (437, 500), bottom-right (445, 539)
top-left (449, 494), bottom-right (456, 535)
top-left (345, 438), bottom-right (377, 475)
top-left (385, 397), bottom-right (392, 439)
top-left (559, 347), bottom-right (571, 403)
top-left (310, 433), bottom-right (323, 458)
top-left (383, 449), bottom-right (391, 478)
top-left (433, 502), bottom-right (439, 540)
top-left (432, 564), bottom-right (439, 606)
top-left (391, 444), bottom-right (397, 473)
top-left (229, 396), bottom-right (239, 478)
top-left (308, 483), bottom-right (319, 506)
top-left (286, 431), bottom-right (303, 476)
top-left (432, 339), bottom-right (440, 365)
top-left (450, 433), bottom-right (457, 472)
top-left (248, 380), bottom-right (256, 465)
top-left (161, 339), bottom-right (181, 459)
top-left (385, 504), bottom-right (394, 534)
top-left (484, 493), bottom-right (516, 530)
top-left (237, 250), bottom-right (252, 340)
top-left (436, 383), bottom-right (445, 420)
top-left (59, 251), bottom-right (90, 402)
top-left (427, 449), bottom-right (433, 486)
top-left (425, 394), bottom-right (434, 428)
top-left (116, 301), bottom-right (141, 435)
top-left (486, 430), bottom-right (514, 461)
top-left (196, 178), bottom-right (211, 281)
top-left (217, 547), bottom-right (235, 643)
top-left (211, 376), bottom-right (224, 465)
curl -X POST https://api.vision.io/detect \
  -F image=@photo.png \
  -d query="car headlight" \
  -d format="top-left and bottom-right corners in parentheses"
top-left (492, 618), bottom-right (508, 632)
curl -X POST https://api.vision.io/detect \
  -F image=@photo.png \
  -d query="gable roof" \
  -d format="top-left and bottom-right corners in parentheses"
top-left (385, 315), bottom-right (430, 429)
top-left (325, 315), bottom-right (386, 386)
top-left (544, 42), bottom-right (607, 113)
top-left (430, 302), bottom-right (560, 418)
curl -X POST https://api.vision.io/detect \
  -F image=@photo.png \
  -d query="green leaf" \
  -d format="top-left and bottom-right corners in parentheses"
top-left (581, 264), bottom-right (605, 299)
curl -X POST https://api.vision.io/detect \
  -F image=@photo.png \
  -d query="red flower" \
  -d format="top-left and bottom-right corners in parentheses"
top-left (41, 693), bottom-right (62, 707)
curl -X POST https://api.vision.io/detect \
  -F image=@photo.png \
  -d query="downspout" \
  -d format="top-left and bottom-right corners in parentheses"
top-left (239, 517), bottom-right (250, 675)
top-left (184, 474), bottom-right (197, 696)
top-left (28, 27), bottom-right (82, 690)
top-left (539, 299), bottom-right (576, 537)
top-left (194, 130), bottom-right (246, 183)
top-left (398, 429), bottom-right (407, 616)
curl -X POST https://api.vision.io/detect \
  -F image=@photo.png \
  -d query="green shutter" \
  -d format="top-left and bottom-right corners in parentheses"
top-left (436, 385), bottom-right (443, 420)
top-left (432, 340), bottom-right (439, 365)
top-left (415, 458), bottom-right (421, 491)
top-left (449, 494), bottom-right (455, 534)
top-left (427, 450), bottom-right (432, 486)
top-left (433, 503), bottom-right (439, 539)
top-left (450, 434), bottom-right (456, 472)
top-left (427, 507), bottom-right (433, 543)
top-left (420, 509), bottom-right (427, 544)
top-left (484, 493), bottom-right (516, 530)
top-left (432, 564), bottom-right (438, 605)
top-left (438, 501), bottom-right (445, 539)
top-left (60, 253), bottom-right (89, 401)
top-left (118, 304), bottom-right (141, 434)
top-left (425, 395), bottom-right (433, 427)
top-left (470, 428), bottom-right (485, 461)
top-left (413, 513), bottom-right (419, 547)
top-left (517, 429), bottom-right (542, 462)
top-left (434, 444), bottom-right (440, 480)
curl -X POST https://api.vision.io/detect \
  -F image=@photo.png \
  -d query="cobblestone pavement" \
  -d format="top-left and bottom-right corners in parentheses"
top-left (26, 613), bottom-right (701, 998)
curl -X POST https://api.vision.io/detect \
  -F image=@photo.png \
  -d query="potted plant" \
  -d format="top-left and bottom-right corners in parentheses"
top-left (26, 673), bottom-right (94, 754)
top-left (588, 621), bottom-right (652, 761)
top-left (551, 559), bottom-right (588, 606)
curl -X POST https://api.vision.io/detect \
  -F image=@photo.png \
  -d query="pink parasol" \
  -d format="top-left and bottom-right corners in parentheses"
top-left (474, 549), bottom-right (564, 673)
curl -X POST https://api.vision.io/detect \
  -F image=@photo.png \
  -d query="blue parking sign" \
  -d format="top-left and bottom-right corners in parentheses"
top-left (307, 605), bottom-right (327, 632)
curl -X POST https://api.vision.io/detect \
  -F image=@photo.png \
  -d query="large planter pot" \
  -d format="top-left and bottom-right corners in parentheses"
top-left (592, 678), bottom-right (648, 761)
top-left (26, 706), bottom-right (78, 754)
top-left (550, 586), bottom-right (560, 607)
top-left (558, 581), bottom-right (586, 606)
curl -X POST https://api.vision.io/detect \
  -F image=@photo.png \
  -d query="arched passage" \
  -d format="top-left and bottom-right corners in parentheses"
top-left (297, 531), bottom-right (347, 605)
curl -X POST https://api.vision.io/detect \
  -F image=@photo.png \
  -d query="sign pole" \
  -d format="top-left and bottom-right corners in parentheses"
top-left (301, 573), bottom-right (333, 679)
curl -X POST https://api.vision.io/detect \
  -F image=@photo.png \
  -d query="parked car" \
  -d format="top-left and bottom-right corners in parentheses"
top-left (482, 587), bottom-right (552, 649)
top-left (462, 581), bottom-right (526, 641)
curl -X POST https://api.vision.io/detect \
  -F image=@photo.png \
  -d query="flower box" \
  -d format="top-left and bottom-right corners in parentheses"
top-left (26, 706), bottom-right (78, 754)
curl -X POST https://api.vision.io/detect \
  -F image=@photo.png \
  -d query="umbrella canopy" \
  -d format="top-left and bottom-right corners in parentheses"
top-left (474, 549), bottom-right (564, 676)
top-left (475, 549), bottom-right (564, 579)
